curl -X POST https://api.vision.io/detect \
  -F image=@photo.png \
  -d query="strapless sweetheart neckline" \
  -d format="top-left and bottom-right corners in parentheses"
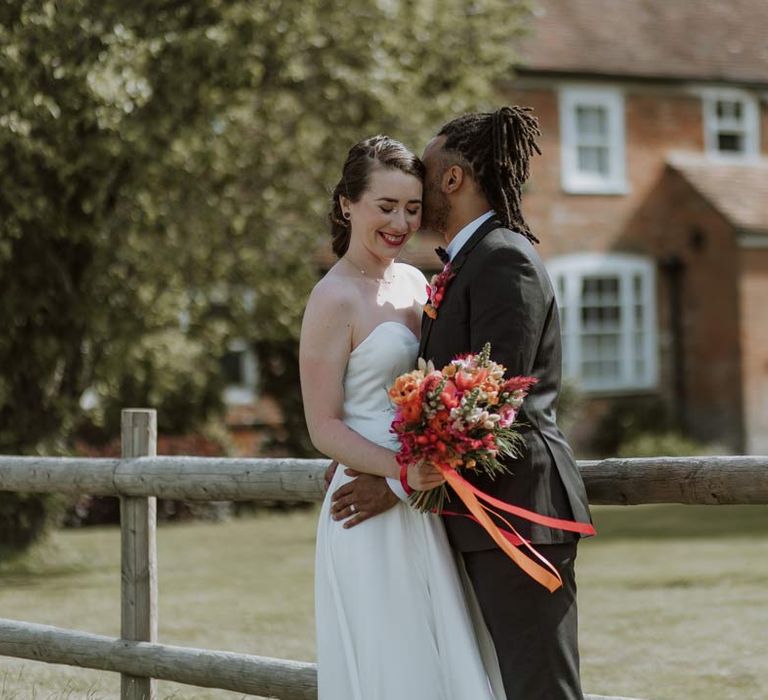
top-left (350, 321), bottom-right (419, 355)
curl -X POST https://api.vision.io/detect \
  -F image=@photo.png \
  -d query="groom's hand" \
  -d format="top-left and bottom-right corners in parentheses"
top-left (331, 469), bottom-right (398, 529)
top-left (323, 460), bottom-right (338, 494)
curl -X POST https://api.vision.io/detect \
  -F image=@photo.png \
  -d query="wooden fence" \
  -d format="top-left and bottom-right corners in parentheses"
top-left (1, 408), bottom-right (766, 700)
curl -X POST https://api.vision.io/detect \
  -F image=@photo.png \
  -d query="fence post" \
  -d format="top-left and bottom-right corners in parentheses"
top-left (120, 409), bottom-right (158, 700)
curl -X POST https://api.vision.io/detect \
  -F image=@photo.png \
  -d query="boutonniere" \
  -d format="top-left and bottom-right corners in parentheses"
top-left (423, 262), bottom-right (456, 319)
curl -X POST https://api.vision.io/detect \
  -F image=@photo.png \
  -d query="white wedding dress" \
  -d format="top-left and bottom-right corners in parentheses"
top-left (315, 321), bottom-right (506, 700)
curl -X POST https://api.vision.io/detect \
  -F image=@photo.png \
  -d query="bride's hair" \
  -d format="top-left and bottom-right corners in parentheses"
top-left (329, 135), bottom-right (425, 258)
top-left (438, 106), bottom-right (542, 244)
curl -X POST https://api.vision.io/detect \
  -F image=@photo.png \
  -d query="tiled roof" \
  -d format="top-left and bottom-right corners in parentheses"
top-left (667, 152), bottom-right (768, 233)
top-left (518, 0), bottom-right (768, 85)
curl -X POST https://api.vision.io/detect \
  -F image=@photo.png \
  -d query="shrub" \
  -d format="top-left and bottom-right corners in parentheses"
top-left (592, 396), bottom-right (674, 456)
top-left (617, 431), bottom-right (720, 458)
top-left (0, 493), bottom-right (66, 558)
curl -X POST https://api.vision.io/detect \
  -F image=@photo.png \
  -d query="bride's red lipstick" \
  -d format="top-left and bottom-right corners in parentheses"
top-left (378, 230), bottom-right (406, 247)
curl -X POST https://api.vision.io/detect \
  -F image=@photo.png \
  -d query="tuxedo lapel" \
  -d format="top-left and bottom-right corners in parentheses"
top-left (417, 216), bottom-right (501, 359)
top-left (418, 311), bottom-right (432, 358)
top-left (447, 215), bottom-right (501, 271)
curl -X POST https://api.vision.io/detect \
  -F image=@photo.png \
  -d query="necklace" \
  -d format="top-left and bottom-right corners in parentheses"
top-left (342, 255), bottom-right (396, 286)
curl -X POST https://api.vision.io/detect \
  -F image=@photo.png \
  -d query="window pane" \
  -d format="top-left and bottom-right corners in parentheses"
top-left (605, 333), bottom-right (620, 355)
top-left (582, 277), bottom-right (598, 297)
top-left (581, 333), bottom-right (620, 361)
top-left (598, 333), bottom-right (620, 360)
top-left (576, 105), bottom-right (608, 136)
top-left (581, 277), bottom-right (621, 334)
top-left (582, 360), bottom-right (600, 379)
top-left (577, 146), bottom-right (610, 175)
top-left (718, 131), bottom-right (744, 153)
top-left (716, 101), bottom-right (724, 118)
top-left (600, 277), bottom-right (619, 299)
top-left (600, 360), bottom-right (621, 377)
top-left (552, 260), bottom-right (655, 391)
top-left (557, 275), bottom-right (566, 301)
top-left (633, 273), bottom-right (643, 300)
top-left (580, 357), bottom-right (620, 381)
top-left (579, 275), bottom-right (623, 382)
top-left (716, 99), bottom-right (742, 120)
top-left (582, 277), bottom-right (619, 304)
top-left (581, 307), bottom-right (620, 331)
top-left (582, 333), bottom-right (599, 356)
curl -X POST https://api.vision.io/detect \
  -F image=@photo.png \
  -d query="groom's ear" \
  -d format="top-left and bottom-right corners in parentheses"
top-left (441, 164), bottom-right (465, 194)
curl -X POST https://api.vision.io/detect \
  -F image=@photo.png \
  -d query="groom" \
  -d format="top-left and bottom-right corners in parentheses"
top-left (330, 106), bottom-right (593, 699)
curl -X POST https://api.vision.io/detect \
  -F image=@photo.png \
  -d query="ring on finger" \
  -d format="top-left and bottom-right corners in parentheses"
top-left (350, 504), bottom-right (357, 514)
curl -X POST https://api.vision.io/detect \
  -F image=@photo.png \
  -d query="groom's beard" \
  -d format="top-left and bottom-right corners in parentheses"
top-left (422, 188), bottom-right (451, 238)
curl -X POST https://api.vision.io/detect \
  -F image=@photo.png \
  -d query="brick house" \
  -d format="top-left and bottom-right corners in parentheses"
top-left (495, 0), bottom-right (768, 454)
top-left (226, 0), bottom-right (768, 456)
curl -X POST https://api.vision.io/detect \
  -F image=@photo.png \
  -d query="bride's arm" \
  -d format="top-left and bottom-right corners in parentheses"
top-left (299, 280), bottom-right (400, 480)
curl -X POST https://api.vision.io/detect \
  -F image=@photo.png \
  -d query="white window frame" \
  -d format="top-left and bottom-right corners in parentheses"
top-left (548, 253), bottom-right (657, 393)
top-left (702, 88), bottom-right (760, 159)
top-left (222, 338), bottom-right (259, 405)
top-left (559, 86), bottom-right (628, 195)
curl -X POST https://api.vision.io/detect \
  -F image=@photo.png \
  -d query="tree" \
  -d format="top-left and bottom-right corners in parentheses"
top-left (180, 0), bottom-right (535, 453)
top-left (0, 0), bottom-right (531, 552)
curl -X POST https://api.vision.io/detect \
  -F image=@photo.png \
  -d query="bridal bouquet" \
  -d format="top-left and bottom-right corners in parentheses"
top-left (389, 342), bottom-right (595, 593)
top-left (388, 342), bottom-right (536, 514)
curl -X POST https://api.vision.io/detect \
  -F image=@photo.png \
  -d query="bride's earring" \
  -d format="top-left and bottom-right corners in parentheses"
top-left (343, 212), bottom-right (351, 223)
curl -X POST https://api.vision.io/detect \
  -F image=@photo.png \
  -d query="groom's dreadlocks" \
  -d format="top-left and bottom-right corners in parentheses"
top-left (438, 106), bottom-right (541, 244)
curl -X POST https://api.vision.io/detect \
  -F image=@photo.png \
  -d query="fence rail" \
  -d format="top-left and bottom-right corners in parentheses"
top-left (2, 454), bottom-right (766, 504)
top-left (2, 408), bottom-right (766, 699)
top-left (0, 618), bottom-right (317, 699)
top-left (0, 618), bottom-right (639, 700)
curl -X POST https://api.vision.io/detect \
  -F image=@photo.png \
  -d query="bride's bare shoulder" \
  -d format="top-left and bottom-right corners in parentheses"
top-left (305, 264), bottom-right (359, 320)
top-left (395, 262), bottom-right (430, 287)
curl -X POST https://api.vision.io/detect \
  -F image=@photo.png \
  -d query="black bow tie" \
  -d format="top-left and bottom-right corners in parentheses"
top-left (435, 246), bottom-right (450, 264)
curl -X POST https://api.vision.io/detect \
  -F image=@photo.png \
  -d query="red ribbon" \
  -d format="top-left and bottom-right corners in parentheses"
top-left (436, 465), bottom-right (595, 592)
top-left (462, 478), bottom-right (596, 536)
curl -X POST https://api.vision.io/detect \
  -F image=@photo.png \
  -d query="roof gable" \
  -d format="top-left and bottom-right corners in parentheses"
top-left (667, 153), bottom-right (768, 234)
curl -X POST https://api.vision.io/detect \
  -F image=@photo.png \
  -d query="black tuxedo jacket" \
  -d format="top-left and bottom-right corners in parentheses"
top-left (419, 217), bottom-right (593, 550)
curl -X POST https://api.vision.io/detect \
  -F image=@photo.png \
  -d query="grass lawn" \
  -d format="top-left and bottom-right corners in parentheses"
top-left (0, 504), bottom-right (766, 699)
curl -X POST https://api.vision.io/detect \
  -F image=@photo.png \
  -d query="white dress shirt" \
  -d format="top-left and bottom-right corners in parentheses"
top-left (445, 210), bottom-right (495, 262)
top-left (386, 210), bottom-right (496, 501)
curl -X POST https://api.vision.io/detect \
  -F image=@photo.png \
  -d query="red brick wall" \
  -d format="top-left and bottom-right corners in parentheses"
top-left (739, 247), bottom-right (768, 453)
top-left (506, 85), bottom-right (705, 257)
top-left (621, 169), bottom-right (744, 449)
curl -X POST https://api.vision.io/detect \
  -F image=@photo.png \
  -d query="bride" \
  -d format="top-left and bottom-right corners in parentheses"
top-left (299, 135), bottom-right (505, 699)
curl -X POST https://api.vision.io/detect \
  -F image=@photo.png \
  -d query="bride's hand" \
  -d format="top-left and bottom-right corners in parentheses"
top-left (407, 460), bottom-right (446, 491)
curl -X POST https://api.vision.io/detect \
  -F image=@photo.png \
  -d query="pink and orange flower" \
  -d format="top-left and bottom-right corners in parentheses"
top-left (388, 343), bottom-right (537, 513)
top-left (423, 263), bottom-right (456, 319)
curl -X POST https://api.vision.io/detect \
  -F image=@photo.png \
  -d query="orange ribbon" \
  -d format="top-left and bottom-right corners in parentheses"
top-left (438, 465), bottom-right (596, 593)
top-left (463, 478), bottom-right (597, 536)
